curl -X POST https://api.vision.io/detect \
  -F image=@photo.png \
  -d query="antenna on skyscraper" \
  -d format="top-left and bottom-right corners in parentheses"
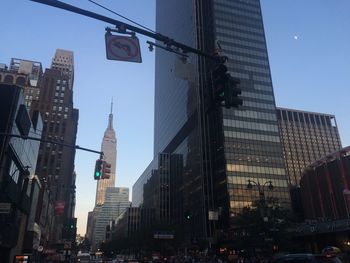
top-left (110, 97), bottom-right (113, 114)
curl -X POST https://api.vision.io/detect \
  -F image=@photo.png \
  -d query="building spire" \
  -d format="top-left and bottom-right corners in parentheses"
top-left (108, 98), bottom-right (113, 130)
top-left (110, 97), bottom-right (113, 114)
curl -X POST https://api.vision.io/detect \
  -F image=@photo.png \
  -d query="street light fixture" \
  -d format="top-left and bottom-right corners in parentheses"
top-left (246, 179), bottom-right (274, 217)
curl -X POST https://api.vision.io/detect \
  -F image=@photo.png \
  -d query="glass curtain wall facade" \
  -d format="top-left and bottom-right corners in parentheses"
top-left (154, 0), bottom-right (290, 242)
top-left (213, 0), bottom-right (290, 217)
top-left (277, 108), bottom-right (342, 186)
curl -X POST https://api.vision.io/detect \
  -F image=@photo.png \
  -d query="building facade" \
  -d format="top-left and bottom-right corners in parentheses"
top-left (31, 49), bottom-right (79, 244)
top-left (0, 84), bottom-right (42, 263)
top-left (147, 0), bottom-right (290, 244)
top-left (92, 187), bottom-right (130, 250)
top-left (0, 60), bottom-right (41, 110)
top-left (95, 103), bottom-right (117, 206)
top-left (295, 146), bottom-right (350, 252)
top-left (277, 107), bottom-right (342, 186)
top-left (300, 146), bottom-right (350, 220)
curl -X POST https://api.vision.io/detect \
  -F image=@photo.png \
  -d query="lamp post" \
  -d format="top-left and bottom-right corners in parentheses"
top-left (246, 179), bottom-right (273, 218)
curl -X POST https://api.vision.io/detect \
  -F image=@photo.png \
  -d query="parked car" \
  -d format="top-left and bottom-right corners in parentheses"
top-left (270, 253), bottom-right (343, 263)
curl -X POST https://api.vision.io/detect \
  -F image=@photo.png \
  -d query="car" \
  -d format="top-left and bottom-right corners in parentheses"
top-left (271, 253), bottom-right (343, 263)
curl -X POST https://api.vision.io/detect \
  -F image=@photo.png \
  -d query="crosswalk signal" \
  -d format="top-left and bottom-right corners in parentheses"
top-left (225, 76), bottom-right (243, 108)
top-left (94, 159), bottom-right (103, 180)
top-left (102, 162), bottom-right (112, 179)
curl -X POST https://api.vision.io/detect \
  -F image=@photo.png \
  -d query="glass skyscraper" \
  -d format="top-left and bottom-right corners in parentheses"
top-left (153, 0), bottom-right (290, 242)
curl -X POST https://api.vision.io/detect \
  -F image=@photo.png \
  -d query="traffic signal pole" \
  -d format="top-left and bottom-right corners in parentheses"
top-left (30, 0), bottom-right (219, 62)
top-left (0, 133), bottom-right (103, 156)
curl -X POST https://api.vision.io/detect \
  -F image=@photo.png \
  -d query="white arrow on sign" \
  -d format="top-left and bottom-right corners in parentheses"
top-left (105, 34), bottom-right (142, 63)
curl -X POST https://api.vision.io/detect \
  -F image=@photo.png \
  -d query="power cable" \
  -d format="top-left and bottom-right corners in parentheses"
top-left (87, 0), bottom-right (156, 34)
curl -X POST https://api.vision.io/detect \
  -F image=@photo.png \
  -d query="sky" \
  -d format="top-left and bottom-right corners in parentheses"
top-left (1, 0), bottom-right (349, 236)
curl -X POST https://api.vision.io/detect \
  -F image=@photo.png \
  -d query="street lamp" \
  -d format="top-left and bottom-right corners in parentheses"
top-left (246, 179), bottom-right (273, 218)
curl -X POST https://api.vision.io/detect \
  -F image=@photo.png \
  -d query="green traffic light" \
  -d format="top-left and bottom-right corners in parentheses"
top-left (95, 171), bottom-right (101, 177)
top-left (70, 225), bottom-right (74, 229)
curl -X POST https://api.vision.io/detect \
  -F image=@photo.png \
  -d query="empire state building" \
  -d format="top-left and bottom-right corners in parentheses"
top-left (95, 103), bottom-right (117, 205)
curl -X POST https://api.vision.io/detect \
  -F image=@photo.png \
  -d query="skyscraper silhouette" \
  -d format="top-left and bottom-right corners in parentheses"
top-left (95, 100), bottom-right (117, 205)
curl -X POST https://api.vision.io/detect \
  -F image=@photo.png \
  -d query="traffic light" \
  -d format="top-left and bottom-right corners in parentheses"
top-left (102, 162), bottom-right (112, 179)
top-left (63, 218), bottom-right (77, 240)
top-left (94, 159), bottom-right (103, 180)
top-left (185, 211), bottom-right (192, 220)
top-left (224, 76), bottom-right (243, 108)
top-left (212, 63), bottom-right (243, 108)
top-left (212, 63), bottom-right (228, 104)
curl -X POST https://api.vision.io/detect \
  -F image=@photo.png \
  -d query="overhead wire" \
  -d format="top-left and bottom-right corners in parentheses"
top-left (87, 0), bottom-right (156, 34)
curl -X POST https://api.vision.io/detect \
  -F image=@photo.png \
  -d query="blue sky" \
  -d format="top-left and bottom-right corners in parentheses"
top-left (1, 0), bottom-right (349, 235)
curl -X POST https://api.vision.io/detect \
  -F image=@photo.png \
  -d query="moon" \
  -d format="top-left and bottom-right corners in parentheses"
top-left (294, 35), bottom-right (299, 40)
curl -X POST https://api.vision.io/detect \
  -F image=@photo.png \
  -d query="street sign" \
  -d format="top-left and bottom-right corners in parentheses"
top-left (105, 34), bottom-right (142, 63)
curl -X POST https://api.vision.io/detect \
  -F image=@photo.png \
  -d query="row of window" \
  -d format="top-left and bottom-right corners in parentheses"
top-left (52, 105), bottom-right (69, 112)
top-left (215, 18), bottom-right (263, 35)
top-left (215, 4), bottom-right (262, 21)
top-left (217, 26), bottom-right (265, 43)
top-left (227, 163), bottom-right (286, 176)
top-left (220, 37), bottom-right (266, 50)
top-left (243, 64), bottom-right (270, 74)
top-left (224, 46), bottom-right (267, 62)
top-left (225, 120), bottom-right (279, 134)
top-left (224, 48), bottom-right (269, 66)
top-left (219, 12), bottom-right (263, 28)
top-left (227, 175), bottom-right (288, 188)
top-left (242, 100), bottom-right (276, 110)
top-left (55, 85), bottom-right (66, 91)
top-left (231, 110), bottom-right (277, 121)
top-left (215, 0), bottom-right (261, 13)
top-left (254, 83), bottom-right (272, 92)
top-left (226, 153), bottom-right (284, 167)
top-left (224, 130), bottom-right (281, 143)
top-left (242, 90), bottom-right (274, 101)
top-left (56, 79), bottom-right (67, 85)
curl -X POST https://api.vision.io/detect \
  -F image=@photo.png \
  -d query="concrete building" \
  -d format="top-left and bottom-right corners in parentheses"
top-left (277, 107), bottom-right (342, 186)
top-left (0, 60), bottom-right (41, 110)
top-left (31, 49), bottom-right (79, 244)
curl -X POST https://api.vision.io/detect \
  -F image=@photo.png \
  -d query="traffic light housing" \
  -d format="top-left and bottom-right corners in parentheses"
top-left (63, 218), bottom-right (77, 240)
top-left (94, 159), bottom-right (103, 180)
top-left (225, 76), bottom-right (243, 108)
top-left (212, 63), bottom-right (243, 108)
top-left (102, 162), bottom-right (112, 179)
top-left (212, 63), bottom-right (228, 104)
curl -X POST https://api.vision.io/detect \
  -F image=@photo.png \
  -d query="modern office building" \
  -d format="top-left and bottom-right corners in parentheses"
top-left (95, 102), bottom-right (117, 205)
top-left (277, 107), bottom-right (342, 186)
top-left (0, 84), bottom-right (42, 263)
top-left (31, 49), bottom-right (79, 244)
top-left (147, 0), bottom-right (290, 244)
top-left (112, 207), bottom-right (155, 239)
top-left (92, 187), bottom-right (130, 250)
